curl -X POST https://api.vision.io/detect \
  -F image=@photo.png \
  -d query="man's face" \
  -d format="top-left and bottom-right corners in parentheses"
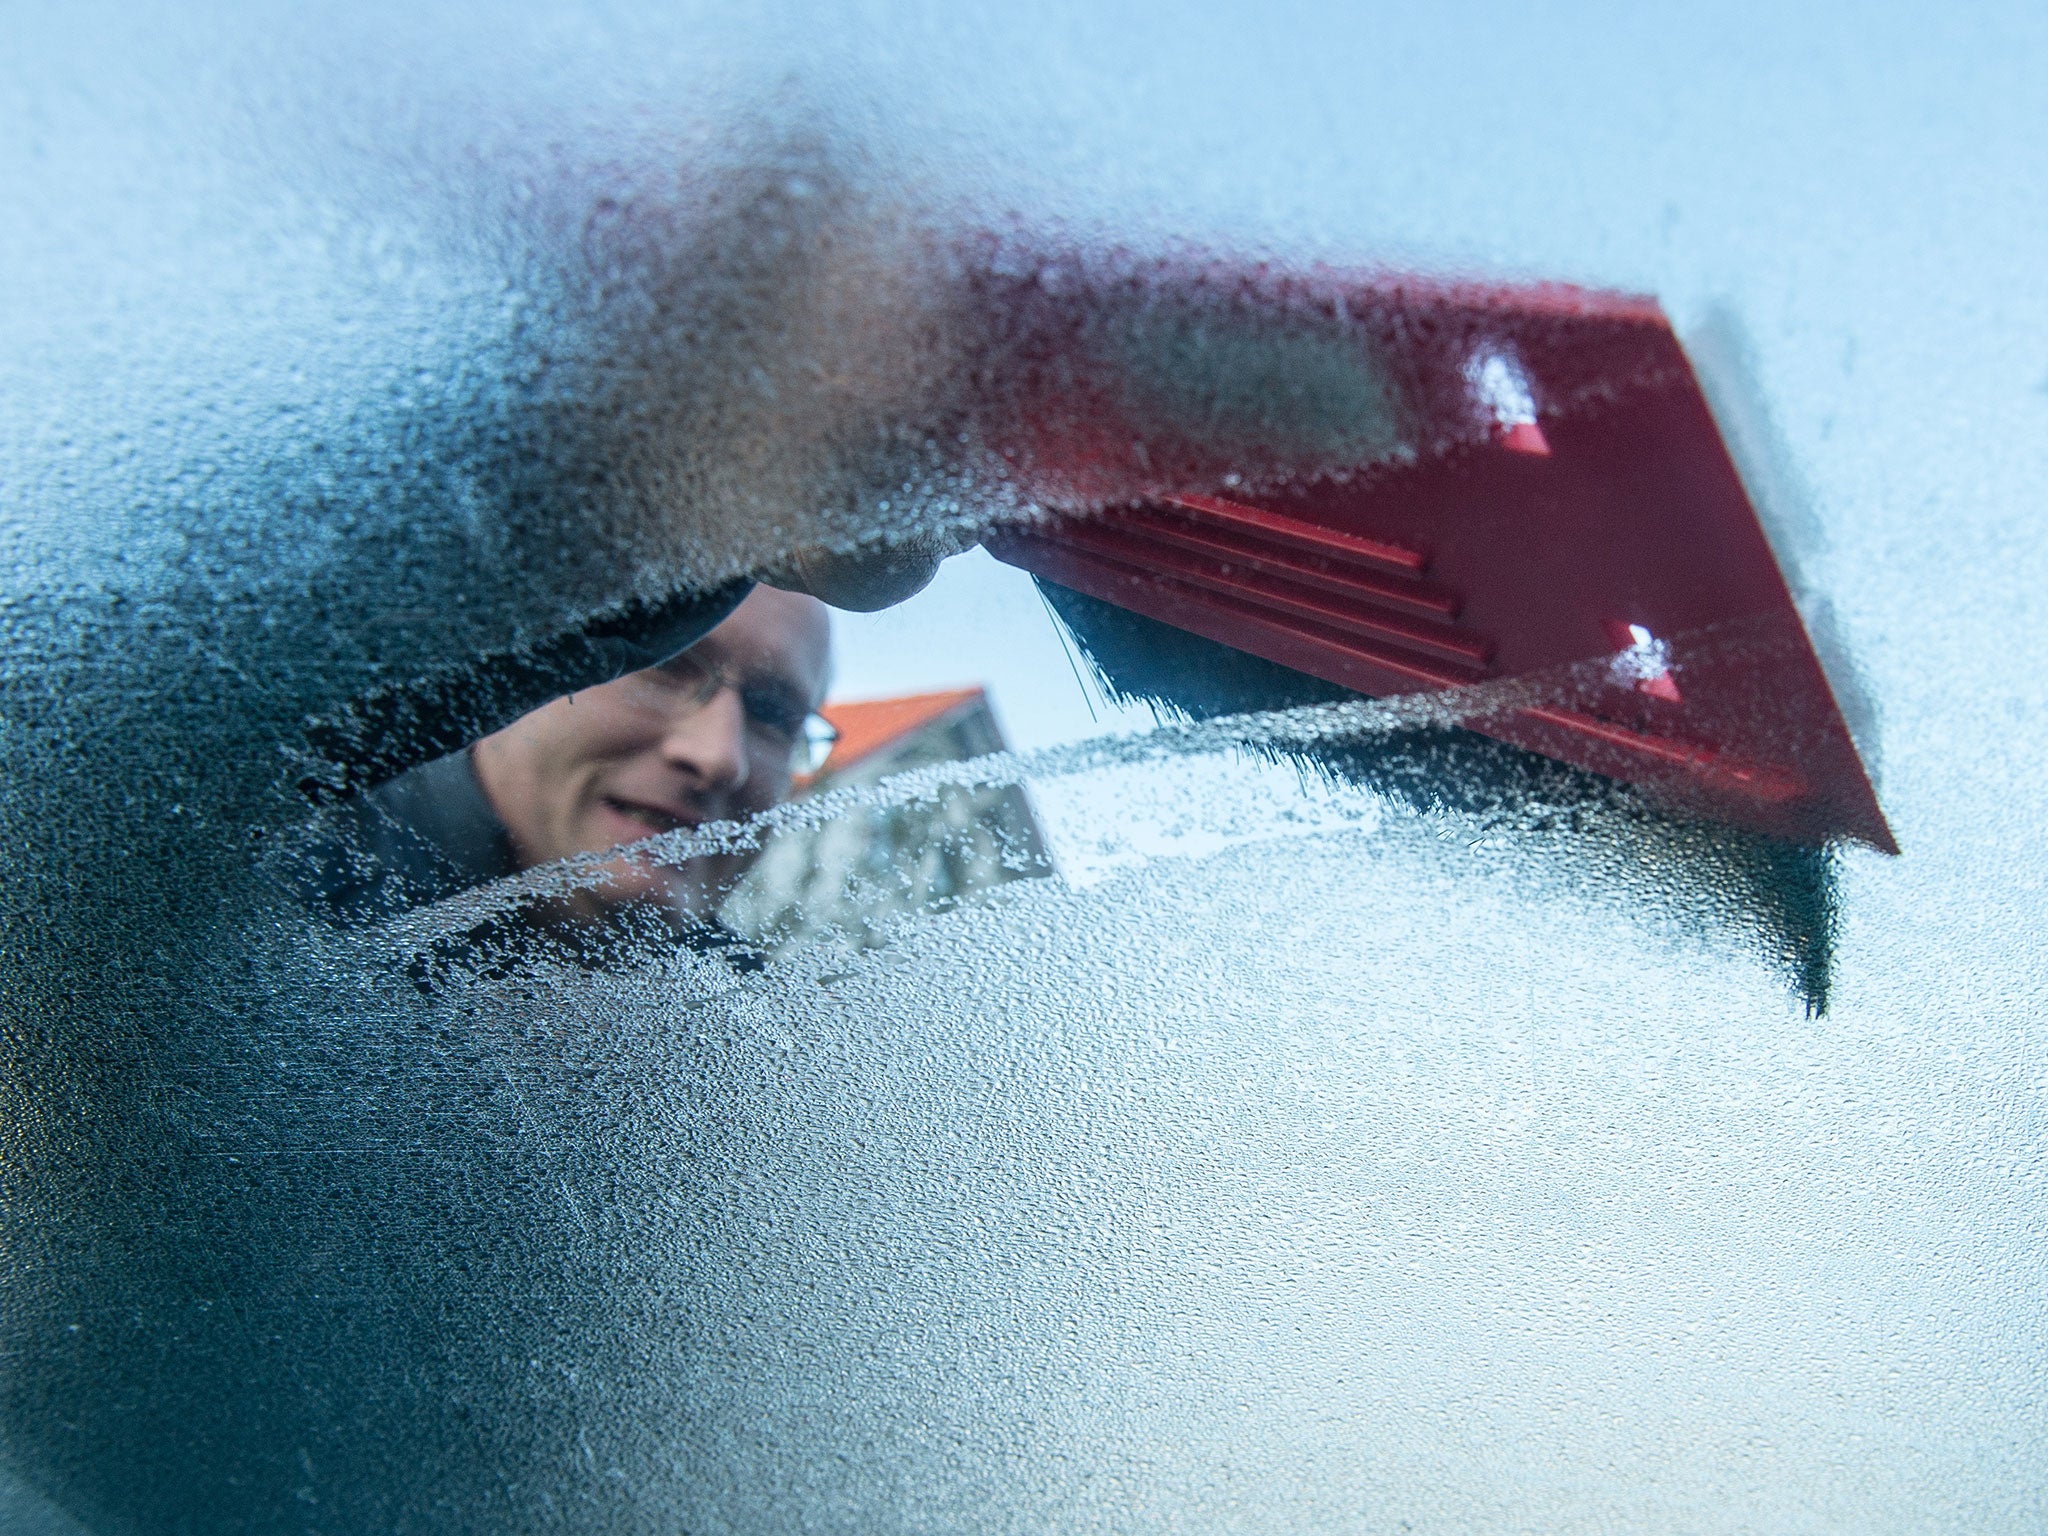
top-left (471, 585), bottom-right (831, 906)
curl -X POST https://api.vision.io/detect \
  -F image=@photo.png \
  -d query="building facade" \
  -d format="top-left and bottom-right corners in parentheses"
top-left (720, 688), bottom-right (1052, 954)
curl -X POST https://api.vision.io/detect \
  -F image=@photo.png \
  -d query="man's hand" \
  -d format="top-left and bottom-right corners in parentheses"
top-left (763, 529), bottom-right (979, 612)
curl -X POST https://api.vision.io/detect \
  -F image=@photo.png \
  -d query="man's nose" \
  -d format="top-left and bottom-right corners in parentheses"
top-left (657, 686), bottom-right (750, 794)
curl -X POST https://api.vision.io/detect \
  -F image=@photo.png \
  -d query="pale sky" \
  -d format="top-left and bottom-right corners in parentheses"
top-left (822, 547), bottom-right (1160, 755)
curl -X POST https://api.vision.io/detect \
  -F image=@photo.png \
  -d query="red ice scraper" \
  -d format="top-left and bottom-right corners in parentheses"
top-left (983, 273), bottom-right (1894, 852)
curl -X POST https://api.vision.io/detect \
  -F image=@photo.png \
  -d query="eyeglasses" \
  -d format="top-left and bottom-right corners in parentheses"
top-left (614, 649), bottom-right (840, 777)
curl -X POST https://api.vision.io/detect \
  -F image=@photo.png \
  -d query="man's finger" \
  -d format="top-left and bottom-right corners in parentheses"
top-left (765, 533), bottom-right (974, 612)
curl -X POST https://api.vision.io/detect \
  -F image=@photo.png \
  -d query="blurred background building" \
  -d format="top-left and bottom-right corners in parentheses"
top-left (720, 686), bottom-right (1052, 954)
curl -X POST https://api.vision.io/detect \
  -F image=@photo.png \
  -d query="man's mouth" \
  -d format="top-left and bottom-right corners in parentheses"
top-left (601, 796), bottom-right (698, 837)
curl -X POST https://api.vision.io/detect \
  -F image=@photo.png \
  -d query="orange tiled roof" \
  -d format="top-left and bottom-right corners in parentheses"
top-left (816, 687), bottom-right (984, 776)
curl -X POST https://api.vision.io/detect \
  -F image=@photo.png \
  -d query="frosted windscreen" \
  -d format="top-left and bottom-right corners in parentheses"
top-left (2, 3), bottom-right (2043, 1532)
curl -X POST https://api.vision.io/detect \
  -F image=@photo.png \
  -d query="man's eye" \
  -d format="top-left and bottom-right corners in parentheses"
top-left (740, 689), bottom-right (804, 739)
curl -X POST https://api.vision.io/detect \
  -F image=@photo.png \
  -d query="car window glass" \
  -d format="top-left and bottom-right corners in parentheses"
top-left (3, 4), bottom-right (2043, 1532)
